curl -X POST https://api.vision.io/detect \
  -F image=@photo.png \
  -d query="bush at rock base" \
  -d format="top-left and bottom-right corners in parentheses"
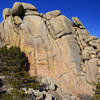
top-left (93, 78), bottom-right (100, 100)
top-left (0, 46), bottom-right (41, 100)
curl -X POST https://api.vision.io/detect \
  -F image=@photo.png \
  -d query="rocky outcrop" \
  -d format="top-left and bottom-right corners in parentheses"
top-left (20, 77), bottom-right (77, 100)
top-left (0, 2), bottom-right (100, 100)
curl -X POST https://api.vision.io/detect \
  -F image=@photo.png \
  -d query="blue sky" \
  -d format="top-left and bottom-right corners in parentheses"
top-left (0, 0), bottom-right (100, 38)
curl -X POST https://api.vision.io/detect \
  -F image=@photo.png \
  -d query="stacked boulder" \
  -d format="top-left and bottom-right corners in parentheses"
top-left (0, 2), bottom-right (100, 100)
top-left (72, 17), bottom-right (100, 84)
top-left (21, 77), bottom-right (77, 100)
top-left (3, 2), bottom-right (39, 19)
top-left (43, 10), bottom-right (73, 39)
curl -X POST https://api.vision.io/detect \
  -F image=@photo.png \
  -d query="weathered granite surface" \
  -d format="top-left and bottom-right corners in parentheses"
top-left (0, 2), bottom-right (100, 100)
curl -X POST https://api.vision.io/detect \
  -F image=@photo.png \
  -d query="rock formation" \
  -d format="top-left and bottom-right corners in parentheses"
top-left (0, 2), bottom-right (100, 100)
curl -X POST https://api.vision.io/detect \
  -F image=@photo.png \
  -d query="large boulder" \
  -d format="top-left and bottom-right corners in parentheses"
top-left (33, 90), bottom-right (43, 100)
top-left (46, 10), bottom-right (61, 20)
top-left (82, 46), bottom-right (94, 60)
top-left (0, 2), bottom-right (99, 100)
top-left (12, 2), bottom-right (23, 16)
top-left (47, 15), bottom-right (73, 39)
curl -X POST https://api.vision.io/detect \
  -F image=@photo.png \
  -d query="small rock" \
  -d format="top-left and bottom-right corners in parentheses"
top-left (45, 94), bottom-right (53, 100)
top-left (75, 17), bottom-right (83, 26)
top-left (90, 50), bottom-right (96, 59)
top-left (41, 77), bottom-right (55, 91)
top-left (89, 41), bottom-right (97, 48)
top-left (81, 64), bottom-right (86, 72)
top-left (85, 36), bottom-right (98, 43)
top-left (42, 91), bottom-right (47, 95)
top-left (97, 60), bottom-right (100, 66)
top-left (3, 8), bottom-right (11, 19)
top-left (40, 13), bottom-right (44, 17)
top-left (82, 46), bottom-right (93, 60)
top-left (14, 16), bottom-right (23, 25)
top-left (33, 90), bottom-right (40, 96)
top-left (71, 96), bottom-right (77, 100)
top-left (55, 88), bottom-right (62, 94)
top-left (36, 93), bottom-right (43, 100)
top-left (79, 25), bottom-right (85, 29)
top-left (97, 52), bottom-right (100, 58)
top-left (33, 90), bottom-right (43, 100)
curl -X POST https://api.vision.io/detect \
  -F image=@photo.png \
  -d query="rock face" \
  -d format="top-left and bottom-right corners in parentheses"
top-left (0, 2), bottom-right (100, 100)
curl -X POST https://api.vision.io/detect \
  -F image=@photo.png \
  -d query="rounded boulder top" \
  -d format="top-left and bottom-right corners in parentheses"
top-left (21, 2), bottom-right (37, 11)
top-left (12, 2), bottom-right (23, 16)
top-left (11, 2), bottom-right (38, 17)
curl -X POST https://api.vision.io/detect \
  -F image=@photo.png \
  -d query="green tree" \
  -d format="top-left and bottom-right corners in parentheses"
top-left (0, 46), bottom-right (41, 100)
top-left (0, 46), bottom-right (29, 73)
top-left (93, 78), bottom-right (100, 100)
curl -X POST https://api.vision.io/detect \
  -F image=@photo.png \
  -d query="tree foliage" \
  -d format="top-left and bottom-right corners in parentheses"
top-left (93, 79), bottom-right (100, 100)
top-left (0, 46), bottom-right (41, 100)
top-left (0, 46), bottom-right (29, 73)
top-left (1, 89), bottom-right (26, 100)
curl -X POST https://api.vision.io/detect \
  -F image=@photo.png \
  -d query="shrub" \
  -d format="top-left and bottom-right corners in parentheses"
top-left (93, 79), bottom-right (100, 100)
top-left (0, 46), bottom-right (29, 73)
top-left (22, 76), bottom-right (40, 89)
top-left (0, 46), bottom-right (41, 99)
top-left (1, 89), bottom-right (26, 100)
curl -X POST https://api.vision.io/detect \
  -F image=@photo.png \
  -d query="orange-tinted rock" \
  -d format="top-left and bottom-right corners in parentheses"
top-left (0, 2), bottom-right (99, 99)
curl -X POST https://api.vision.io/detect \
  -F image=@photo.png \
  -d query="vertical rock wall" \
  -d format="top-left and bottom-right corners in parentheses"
top-left (0, 2), bottom-right (100, 99)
